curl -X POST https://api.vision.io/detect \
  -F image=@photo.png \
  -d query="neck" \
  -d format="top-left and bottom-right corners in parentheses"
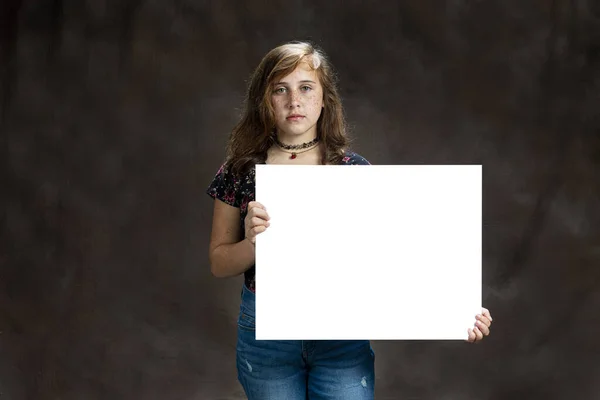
top-left (275, 131), bottom-right (317, 146)
top-left (268, 142), bottom-right (323, 163)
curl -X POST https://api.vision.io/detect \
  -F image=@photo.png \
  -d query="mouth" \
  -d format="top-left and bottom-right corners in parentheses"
top-left (286, 115), bottom-right (305, 120)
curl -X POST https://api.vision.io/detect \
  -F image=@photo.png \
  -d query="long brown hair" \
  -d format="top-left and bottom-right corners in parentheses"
top-left (225, 41), bottom-right (351, 176)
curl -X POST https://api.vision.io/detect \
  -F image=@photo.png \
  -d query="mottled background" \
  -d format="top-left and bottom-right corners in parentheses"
top-left (1, 0), bottom-right (599, 399)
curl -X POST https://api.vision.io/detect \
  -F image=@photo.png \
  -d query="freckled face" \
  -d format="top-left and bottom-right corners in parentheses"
top-left (270, 62), bottom-right (324, 141)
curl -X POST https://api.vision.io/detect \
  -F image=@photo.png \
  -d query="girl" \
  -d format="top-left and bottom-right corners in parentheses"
top-left (207, 41), bottom-right (493, 400)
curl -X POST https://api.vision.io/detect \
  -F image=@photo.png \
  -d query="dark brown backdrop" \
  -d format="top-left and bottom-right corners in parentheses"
top-left (1, 0), bottom-right (599, 399)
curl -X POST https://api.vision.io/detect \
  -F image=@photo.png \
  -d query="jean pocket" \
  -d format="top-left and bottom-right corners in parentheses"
top-left (238, 311), bottom-right (256, 331)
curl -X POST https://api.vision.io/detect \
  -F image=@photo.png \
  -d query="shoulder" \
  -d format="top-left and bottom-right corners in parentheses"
top-left (206, 162), bottom-right (254, 208)
top-left (340, 151), bottom-right (371, 165)
top-left (210, 162), bottom-right (254, 183)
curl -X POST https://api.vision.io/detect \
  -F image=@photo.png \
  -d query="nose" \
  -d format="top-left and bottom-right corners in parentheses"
top-left (288, 90), bottom-right (300, 108)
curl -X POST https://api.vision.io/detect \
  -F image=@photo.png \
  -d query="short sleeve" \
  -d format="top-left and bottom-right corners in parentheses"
top-left (350, 154), bottom-right (371, 165)
top-left (342, 152), bottom-right (371, 165)
top-left (206, 163), bottom-right (241, 208)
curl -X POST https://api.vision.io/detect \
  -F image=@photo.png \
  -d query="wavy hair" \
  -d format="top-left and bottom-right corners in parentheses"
top-left (224, 41), bottom-right (351, 176)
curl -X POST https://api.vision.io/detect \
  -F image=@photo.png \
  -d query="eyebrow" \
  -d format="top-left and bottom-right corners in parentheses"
top-left (274, 80), bottom-right (317, 85)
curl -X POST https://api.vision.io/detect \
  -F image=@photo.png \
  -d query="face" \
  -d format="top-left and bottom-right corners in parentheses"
top-left (270, 61), bottom-right (324, 142)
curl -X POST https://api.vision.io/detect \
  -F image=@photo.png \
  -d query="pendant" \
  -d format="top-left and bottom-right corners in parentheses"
top-left (290, 153), bottom-right (297, 159)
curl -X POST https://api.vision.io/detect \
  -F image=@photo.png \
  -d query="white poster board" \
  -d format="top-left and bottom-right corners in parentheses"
top-left (255, 164), bottom-right (481, 341)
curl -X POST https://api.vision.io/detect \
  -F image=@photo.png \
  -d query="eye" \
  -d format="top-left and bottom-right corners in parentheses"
top-left (274, 87), bottom-right (286, 94)
top-left (301, 85), bottom-right (312, 91)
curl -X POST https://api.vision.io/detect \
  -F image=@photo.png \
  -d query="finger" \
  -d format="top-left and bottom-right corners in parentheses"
top-left (475, 320), bottom-right (490, 336)
top-left (473, 326), bottom-right (484, 341)
top-left (476, 314), bottom-right (492, 328)
top-left (481, 308), bottom-right (493, 322)
top-left (248, 201), bottom-right (267, 212)
top-left (245, 227), bottom-right (262, 243)
top-left (466, 328), bottom-right (476, 342)
top-left (251, 225), bottom-right (267, 236)
top-left (251, 216), bottom-right (270, 227)
top-left (250, 207), bottom-right (270, 221)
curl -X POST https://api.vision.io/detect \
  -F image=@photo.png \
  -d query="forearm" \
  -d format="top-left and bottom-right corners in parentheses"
top-left (210, 239), bottom-right (256, 278)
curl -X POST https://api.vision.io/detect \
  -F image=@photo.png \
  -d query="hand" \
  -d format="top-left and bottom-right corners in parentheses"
top-left (244, 201), bottom-right (270, 245)
top-left (466, 307), bottom-right (493, 343)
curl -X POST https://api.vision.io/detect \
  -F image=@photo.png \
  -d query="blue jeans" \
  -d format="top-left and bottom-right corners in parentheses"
top-left (236, 284), bottom-right (376, 399)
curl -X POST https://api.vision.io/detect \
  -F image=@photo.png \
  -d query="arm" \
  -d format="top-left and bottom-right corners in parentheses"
top-left (208, 199), bottom-right (256, 278)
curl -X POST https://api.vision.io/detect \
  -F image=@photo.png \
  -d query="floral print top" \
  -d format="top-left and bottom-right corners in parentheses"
top-left (206, 151), bottom-right (371, 292)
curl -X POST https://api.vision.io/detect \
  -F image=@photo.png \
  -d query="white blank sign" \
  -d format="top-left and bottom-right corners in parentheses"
top-left (254, 164), bottom-right (482, 341)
